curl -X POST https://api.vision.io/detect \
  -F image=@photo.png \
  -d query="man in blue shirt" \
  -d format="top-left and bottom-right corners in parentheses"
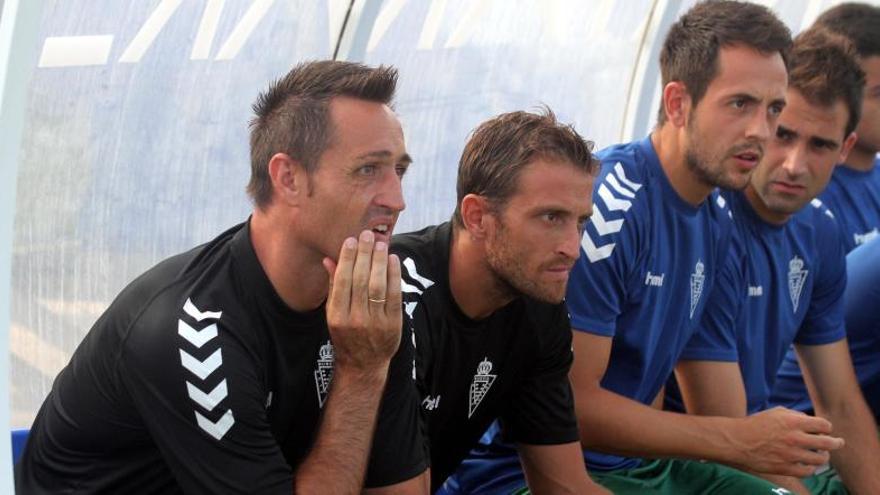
top-left (812, 3), bottom-right (880, 252)
top-left (774, 2), bottom-right (880, 433)
top-left (680, 28), bottom-right (880, 494)
top-left (444, 2), bottom-right (844, 494)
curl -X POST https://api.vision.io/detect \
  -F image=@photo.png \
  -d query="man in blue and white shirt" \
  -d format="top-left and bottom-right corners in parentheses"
top-left (680, 28), bottom-right (880, 495)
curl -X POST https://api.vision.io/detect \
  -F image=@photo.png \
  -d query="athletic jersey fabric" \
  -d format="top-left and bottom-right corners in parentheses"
top-left (443, 136), bottom-right (736, 491)
top-left (681, 191), bottom-right (847, 414)
top-left (773, 238), bottom-right (880, 420)
top-left (818, 159), bottom-right (880, 252)
top-left (16, 221), bottom-right (426, 494)
top-left (568, 136), bottom-right (735, 471)
top-left (392, 222), bottom-right (579, 491)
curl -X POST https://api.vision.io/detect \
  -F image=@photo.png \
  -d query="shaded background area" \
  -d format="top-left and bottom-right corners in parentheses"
top-left (3, 0), bottom-right (872, 432)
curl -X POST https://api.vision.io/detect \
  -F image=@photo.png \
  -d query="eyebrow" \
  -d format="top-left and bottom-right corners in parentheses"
top-left (355, 150), bottom-right (413, 164)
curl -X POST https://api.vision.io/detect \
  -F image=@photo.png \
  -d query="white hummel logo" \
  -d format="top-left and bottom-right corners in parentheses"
top-left (468, 358), bottom-right (497, 418)
top-left (748, 285), bottom-right (763, 297)
top-left (644, 271), bottom-right (665, 287)
top-left (582, 162), bottom-right (643, 263)
top-left (788, 255), bottom-right (809, 313)
top-left (178, 298), bottom-right (234, 440)
top-left (422, 395), bottom-right (441, 411)
top-left (854, 228), bottom-right (879, 246)
top-left (314, 341), bottom-right (334, 408)
top-left (689, 260), bottom-right (706, 319)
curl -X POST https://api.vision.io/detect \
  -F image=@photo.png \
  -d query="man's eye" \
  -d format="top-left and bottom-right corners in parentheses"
top-left (356, 164), bottom-right (377, 176)
top-left (395, 164), bottom-right (409, 177)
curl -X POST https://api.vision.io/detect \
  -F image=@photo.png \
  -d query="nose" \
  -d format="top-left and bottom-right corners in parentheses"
top-left (746, 108), bottom-right (774, 143)
top-left (376, 169), bottom-right (406, 212)
top-left (781, 144), bottom-right (807, 178)
top-left (558, 223), bottom-right (582, 261)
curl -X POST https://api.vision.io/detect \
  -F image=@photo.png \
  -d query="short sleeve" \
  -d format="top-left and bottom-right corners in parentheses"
top-left (121, 312), bottom-right (293, 494)
top-left (567, 184), bottom-right (641, 336)
top-left (501, 305), bottom-right (579, 445)
top-left (795, 214), bottom-right (847, 345)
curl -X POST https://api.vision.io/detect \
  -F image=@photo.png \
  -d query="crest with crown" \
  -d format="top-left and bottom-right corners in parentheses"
top-left (477, 358), bottom-right (493, 376)
top-left (695, 260), bottom-right (705, 276)
top-left (789, 256), bottom-right (804, 273)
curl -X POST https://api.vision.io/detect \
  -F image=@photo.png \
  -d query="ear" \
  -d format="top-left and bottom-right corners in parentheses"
top-left (267, 153), bottom-right (306, 206)
top-left (838, 131), bottom-right (858, 164)
top-left (460, 194), bottom-right (493, 240)
top-left (662, 81), bottom-right (691, 128)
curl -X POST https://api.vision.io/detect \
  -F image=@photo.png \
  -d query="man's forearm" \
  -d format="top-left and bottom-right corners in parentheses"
top-left (576, 384), bottom-right (743, 464)
top-left (820, 398), bottom-right (880, 494)
top-left (295, 364), bottom-right (390, 494)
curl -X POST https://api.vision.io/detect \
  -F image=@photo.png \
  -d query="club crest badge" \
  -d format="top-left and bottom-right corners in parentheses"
top-left (788, 256), bottom-right (809, 314)
top-left (468, 358), bottom-right (497, 418)
top-left (689, 260), bottom-right (706, 319)
top-left (314, 341), bottom-right (334, 408)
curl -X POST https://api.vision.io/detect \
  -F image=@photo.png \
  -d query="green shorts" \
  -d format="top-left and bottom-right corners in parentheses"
top-left (804, 467), bottom-right (848, 495)
top-left (513, 458), bottom-right (784, 495)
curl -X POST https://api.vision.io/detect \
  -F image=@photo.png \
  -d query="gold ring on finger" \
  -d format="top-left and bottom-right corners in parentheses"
top-left (368, 297), bottom-right (387, 304)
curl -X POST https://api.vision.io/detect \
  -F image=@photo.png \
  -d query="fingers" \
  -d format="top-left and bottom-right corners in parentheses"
top-left (794, 431), bottom-right (845, 452)
top-left (368, 241), bottom-right (389, 311)
top-left (351, 231), bottom-right (375, 316)
top-left (794, 413), bottom-right (834, 436)
top-left (328, 237), bottom-right (358, 314)
top-left (385, 254), bottom-right (402, 316)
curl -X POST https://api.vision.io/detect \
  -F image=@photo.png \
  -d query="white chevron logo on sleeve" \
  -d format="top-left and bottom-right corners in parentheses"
top-left (582, 232), bottom-right (616, 262)
top-left (183, 298), bottom-right (222, 321)
top-left (591, 204), bottom-right (624, 235)
top-left (404, 301), bottom-right (418, 318)
top-left (614, 162), bottom-right (642, 191)
top-left (606, 173), bottom-right (635, 198)
top-left (179, 348), bottom-right (223, 380)
top-left (403, 257), bottom-right (435, 289)
top-left (598, 184), bottom-right (632, 212)
top-left (178, 320), bottom-right (218, 348)
top-left (402, 280), bottom-right (424, 294)
top-left (195, 409), bottom-right (235, 440)
top-left (186, 379), bottom-right (228, 412)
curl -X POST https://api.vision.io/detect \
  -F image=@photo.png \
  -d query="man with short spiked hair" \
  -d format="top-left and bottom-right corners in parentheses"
top-left (16, 60), bottom-right (429, 494)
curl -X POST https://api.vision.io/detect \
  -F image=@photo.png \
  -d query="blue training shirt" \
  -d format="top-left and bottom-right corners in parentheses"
top-left (685, 191), bottom-right (847, 414)
top-left (819, 159), bottom-right (880, 252)
top-left (441, 136), bottom-right (737, 495)
top-left (773, 238), bottom-right (880, 420)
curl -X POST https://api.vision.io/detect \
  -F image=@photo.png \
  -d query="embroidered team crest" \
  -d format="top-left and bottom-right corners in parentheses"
top-left (314, 341), bottom-right (334, 408)
top-left (468, 358), bottom-right (497, 418)
top-left (689, 260), bottom-right (706, 319)
top-left (788, 256), bottom-right (809, 313)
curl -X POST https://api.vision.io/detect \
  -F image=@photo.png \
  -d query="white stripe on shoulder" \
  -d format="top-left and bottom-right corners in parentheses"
top-left (402, 257), bottom-right (434, 289)
top-left (606, 173), bottom-right (635, 199)
top-left (811, 198), bottom-right (824, 209)
top-left (591, 204), bottom-right (624, 235)
top-left (613, 162), bottom-right (642, 191)
top-left (183, 298), bottom-right (222, 321)
top-left (716, 195), bottom-right (726, 209)
top-left (581, 231), bottom-right (615, 262)
top-left (598, 183), bottom-right (632, 212)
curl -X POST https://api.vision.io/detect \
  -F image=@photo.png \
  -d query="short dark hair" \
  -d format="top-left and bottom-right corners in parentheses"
top-left (453, 108), bottom-right (598, 228)
top-left (247, 60), bottom-right (398, 208)
top-left (814, 2), bottom-right (880, 57)
top-left (657, 0), bottom-right (792, 124)
top-left (788, 27), bottom-right (866, 137)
